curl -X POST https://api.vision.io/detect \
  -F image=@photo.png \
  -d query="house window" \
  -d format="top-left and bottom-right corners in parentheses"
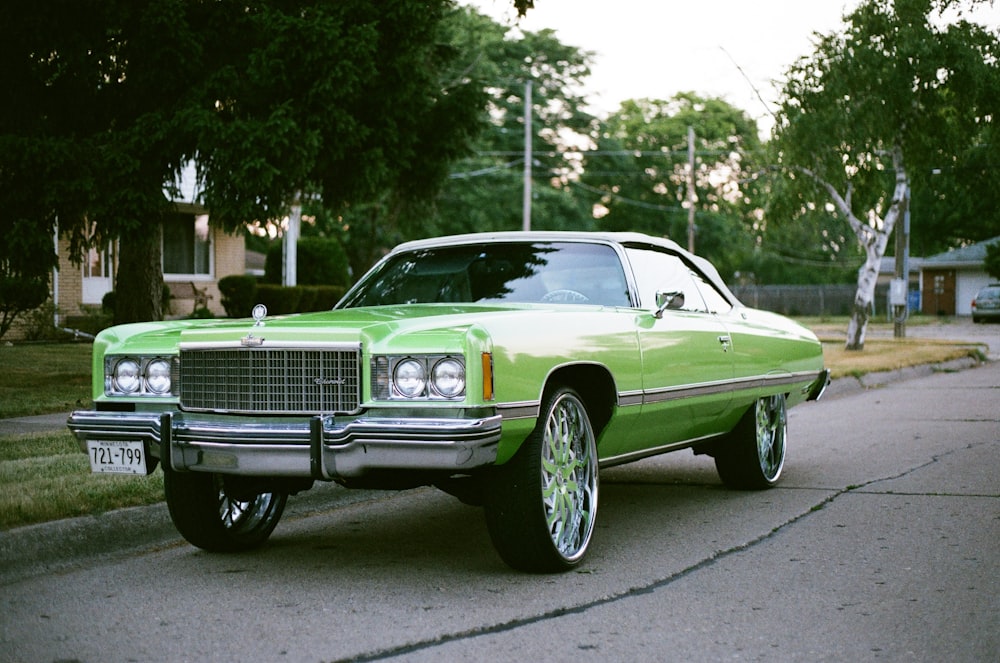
top-left (163, 213), bottom-right (212, 277)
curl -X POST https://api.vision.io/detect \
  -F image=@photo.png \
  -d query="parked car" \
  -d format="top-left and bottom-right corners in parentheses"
top-left (971, 284), bottom-right (1000, 323)
top-left (68, 231), bottom-right (828, 572)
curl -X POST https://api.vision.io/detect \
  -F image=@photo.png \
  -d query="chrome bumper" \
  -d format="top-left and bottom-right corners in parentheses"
top-left (67, 410), bottom-right (502, 479)
top-left (806, 369), bottom-right (831, 401)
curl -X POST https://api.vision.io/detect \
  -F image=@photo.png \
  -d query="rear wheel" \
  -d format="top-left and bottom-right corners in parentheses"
top-left (163, 466), bottom-right (287, 552)
top-left (484, 386), bottom-right (599, 572)
top-left (715, 394), bottom-right (787, 490)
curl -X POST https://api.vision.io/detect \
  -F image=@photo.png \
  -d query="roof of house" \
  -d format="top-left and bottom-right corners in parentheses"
top-left (878, 256), bottom-right (924, 275)
top-left (922, 236), bottom-right (1000, 267)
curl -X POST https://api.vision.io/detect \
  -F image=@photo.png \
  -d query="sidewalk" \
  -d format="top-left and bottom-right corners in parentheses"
top-left (0, 412), bottom-right (70, 437)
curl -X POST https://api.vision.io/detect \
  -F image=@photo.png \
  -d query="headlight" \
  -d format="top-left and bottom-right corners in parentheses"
top-left (431, 358), bottom-right (465, 398)
top-left (105, 356), bottom-right (176, 397)
top-left (145, 358), bottom-right (173, 395)
top-left (375, 355), bottom-right (467, 401)
top-left (393, 358), bottom-right (427, 398)
top-left (112, 359), bottom-right (141, 394)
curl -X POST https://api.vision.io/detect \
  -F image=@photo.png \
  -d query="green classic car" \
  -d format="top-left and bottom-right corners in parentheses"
top-left (68, 231), bottom-right (828, 572)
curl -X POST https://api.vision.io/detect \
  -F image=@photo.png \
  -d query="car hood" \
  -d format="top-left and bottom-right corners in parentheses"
top-left (94, 303), bottom-right (606, 354)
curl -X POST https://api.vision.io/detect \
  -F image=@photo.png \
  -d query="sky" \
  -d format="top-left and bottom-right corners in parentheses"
top-left (462, 0), bottom-right (1000, 133)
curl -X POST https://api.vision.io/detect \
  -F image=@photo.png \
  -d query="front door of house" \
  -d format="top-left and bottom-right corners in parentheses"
top-left (82, 244), bottom-right (114, 304)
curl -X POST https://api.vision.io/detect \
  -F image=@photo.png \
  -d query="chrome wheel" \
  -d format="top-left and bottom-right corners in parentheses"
top-left (541, 391), bottom-right (598, 561)
top-left (714, 393), bottom-right (787, 490)
top-left (754, 394), bottom-right (786, 483)
top-left (164, 467), bottom-right (287, 552)
top-left (214, 477), bottom-right (284, 537)
top-left (484, 386), bottom-right (599, 572)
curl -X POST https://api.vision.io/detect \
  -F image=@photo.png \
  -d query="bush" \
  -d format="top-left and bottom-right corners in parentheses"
top-left (218, 275), bottom-right (258, 318)
top-left (309, 285), bottom-right (347, 310)
top-left (264, 236), bottom-right (350, 287)
top-left (0, 273), bottom-right (50, 340)
top-left (255, 284), bottom-right (302, 315)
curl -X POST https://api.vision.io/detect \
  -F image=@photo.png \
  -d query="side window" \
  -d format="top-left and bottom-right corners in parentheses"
top-left (625, 247), bottom-right (709, 313)
top-left (690, 271), bottom-right (733, 314)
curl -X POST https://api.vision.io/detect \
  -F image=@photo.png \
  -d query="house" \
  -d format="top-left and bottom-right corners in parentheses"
top-left (920, 236), bottom-right (999, 316)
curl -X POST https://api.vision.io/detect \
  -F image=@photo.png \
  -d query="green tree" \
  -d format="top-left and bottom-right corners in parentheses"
top-left (770, 0), bottom-right (1000, 349)
top-left (0, 0), bottom-right (484, 323)
top-left (0, 220), bottom-right (52, 339)
top-left (985, 241), bottom-right (1000, 280)
top-left (303, 7), bottom-right (600, 278)
top-left (582, 94), bottom-right (763, 280)
top-left (431, 9), bottom-right (598, 237)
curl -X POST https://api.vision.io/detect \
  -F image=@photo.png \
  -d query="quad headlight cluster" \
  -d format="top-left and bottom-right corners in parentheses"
top-left (371, 355), bottom-right (466, 401)
top-left (104, 355), bottom-right (178, 397)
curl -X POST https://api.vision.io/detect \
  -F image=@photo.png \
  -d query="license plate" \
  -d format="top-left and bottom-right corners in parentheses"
top-left (87, 440), bottom-right (148, 475)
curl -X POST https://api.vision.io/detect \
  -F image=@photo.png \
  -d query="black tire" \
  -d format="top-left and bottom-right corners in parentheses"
top-left (163, 466), bottom-right (287, 552)
top-left (484, 386), bottom-right (599, 572)
top-left (714, 393), bottom-right (787, 490)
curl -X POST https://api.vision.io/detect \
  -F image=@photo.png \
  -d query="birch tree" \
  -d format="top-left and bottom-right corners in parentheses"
top-left (770, 0), bottom-right (1000, 349)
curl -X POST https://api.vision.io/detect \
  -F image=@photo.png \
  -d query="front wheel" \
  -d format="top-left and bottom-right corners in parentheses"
top-left (714, 394), bottom-right (787, 490)
top-left (163, 467), bottom-right (287, 552)
top-left (484, 386), bottom-right (599, 572)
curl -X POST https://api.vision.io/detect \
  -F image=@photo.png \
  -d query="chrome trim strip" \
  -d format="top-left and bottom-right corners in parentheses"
top-left (496, 400), bottom-right (539, 420)
top-left (618, 390), bottom-right (644, 407)
top-left (178, 341), bottom-right (362, 350)
top-left (635, 370), bottom-right (821, 406)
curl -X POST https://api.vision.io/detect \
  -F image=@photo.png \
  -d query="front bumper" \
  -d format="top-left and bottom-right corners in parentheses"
top-left (67, 409), bottom-right (502, 479)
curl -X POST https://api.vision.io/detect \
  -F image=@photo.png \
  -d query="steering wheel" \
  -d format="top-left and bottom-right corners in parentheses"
top-left (541, 289), bottom-right (590, 304)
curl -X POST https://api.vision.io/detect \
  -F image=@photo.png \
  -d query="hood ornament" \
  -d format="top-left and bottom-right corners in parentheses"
top-left (251, 304), bottom-right (267, 327)
top-left (241, 304), bottom-right (267, 347)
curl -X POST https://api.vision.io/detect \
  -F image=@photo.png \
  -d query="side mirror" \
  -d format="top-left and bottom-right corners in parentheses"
top-left (654, 290), bottom-right (684, 318)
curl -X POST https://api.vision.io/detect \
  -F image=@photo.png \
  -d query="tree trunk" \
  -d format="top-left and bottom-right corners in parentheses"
top-left (837, 148), bottom-right (909, 351)
top-left (845, 249), bottom-right (882, 350)
top-left (114, 223), bottom-right (164, 324)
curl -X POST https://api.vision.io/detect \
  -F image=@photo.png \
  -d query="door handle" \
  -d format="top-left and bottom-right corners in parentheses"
top-left (718, 335), bottom-right (731, 351)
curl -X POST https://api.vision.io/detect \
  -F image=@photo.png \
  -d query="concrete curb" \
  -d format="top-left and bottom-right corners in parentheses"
top-left (821, 355), bottom-right (986, 399)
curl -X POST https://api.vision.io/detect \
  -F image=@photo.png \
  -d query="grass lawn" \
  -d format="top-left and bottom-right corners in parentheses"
top-left (0, 431), bottom-right (164, 529)
top-left (0, 321), bottom-right (987, 530)
top-left (0, 342), bottom-right (93, 418)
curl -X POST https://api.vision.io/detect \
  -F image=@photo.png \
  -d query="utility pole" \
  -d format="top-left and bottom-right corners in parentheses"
top-left (522, 79), bottom-right (532, 232)
top-left (282, 197), bottom-right (301, 287)
top-left (687, 126), bottom-right (696, 253)
top-left (892, 184), bottom-right (911, 338)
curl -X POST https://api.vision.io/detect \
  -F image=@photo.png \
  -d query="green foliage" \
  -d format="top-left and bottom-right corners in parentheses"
top-left (0, 273), bottom-right (49, 340)
top-left (254, 284), bottom-right (301, 315)
top-left (771, 0), bottom-right (1000, 254)
top-left (582, 94), bottom-right (763, 280)
top-left (0, 1), bottom-right (485, 323)
top-left (218, 275), bottom-right (258, 318)
top-left (263, 236), bottom-right (350, 286)
top-left (425, 9), bottom-right (598, 245)
top-left (985, 241), bottom-right (1000, 280)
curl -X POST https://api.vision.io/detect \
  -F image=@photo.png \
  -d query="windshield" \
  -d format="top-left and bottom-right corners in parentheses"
top-left (339, 242), bottom-right (631, 308)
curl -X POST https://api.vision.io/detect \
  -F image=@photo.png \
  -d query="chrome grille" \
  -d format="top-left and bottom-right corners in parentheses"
top-left (179, 345), bottom-right (362, 414)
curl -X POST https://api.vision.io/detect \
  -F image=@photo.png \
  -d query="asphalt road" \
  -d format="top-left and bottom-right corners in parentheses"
top-left (1, 345), bottom-right (998, 662)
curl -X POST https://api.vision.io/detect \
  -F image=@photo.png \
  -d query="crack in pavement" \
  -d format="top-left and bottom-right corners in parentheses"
top-left (337, 438), bottom-right (997, 662)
